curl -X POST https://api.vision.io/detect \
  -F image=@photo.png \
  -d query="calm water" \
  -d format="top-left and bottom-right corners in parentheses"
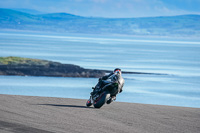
top-left (0, 31), bottom-right (200, 108)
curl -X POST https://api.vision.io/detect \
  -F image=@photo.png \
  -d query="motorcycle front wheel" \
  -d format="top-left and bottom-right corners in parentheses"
top-left (86, 99), bottom-right (92, 107)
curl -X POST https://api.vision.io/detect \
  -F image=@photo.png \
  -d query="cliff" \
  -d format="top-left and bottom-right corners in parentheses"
top-left (0, 57), bottom-right (105, 78)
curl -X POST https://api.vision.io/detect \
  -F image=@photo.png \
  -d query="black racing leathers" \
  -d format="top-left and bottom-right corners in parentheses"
top-left (95, 72), bottom-right (124, 96)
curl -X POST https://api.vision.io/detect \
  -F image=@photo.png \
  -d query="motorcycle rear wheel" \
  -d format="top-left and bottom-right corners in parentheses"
top-left (93, 91), bottom-right (110, 108)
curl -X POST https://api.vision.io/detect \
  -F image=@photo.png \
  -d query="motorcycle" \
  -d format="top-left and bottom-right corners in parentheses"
top-left (86, 79), bottom-right (119, 108)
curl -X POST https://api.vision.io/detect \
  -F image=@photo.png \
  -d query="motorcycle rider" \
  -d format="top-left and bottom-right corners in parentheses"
top-left (93, 68), bottom-right (125, 104)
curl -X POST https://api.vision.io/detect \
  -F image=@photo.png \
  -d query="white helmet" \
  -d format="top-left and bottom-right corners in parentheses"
top-left (114, 68), bottom-right (121, 75)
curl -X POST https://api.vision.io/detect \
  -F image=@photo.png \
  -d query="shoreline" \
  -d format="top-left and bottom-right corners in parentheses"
top-left (0, 56), bottom-right (167, 78)
top-left (0, 94), bottom-right (200, 133)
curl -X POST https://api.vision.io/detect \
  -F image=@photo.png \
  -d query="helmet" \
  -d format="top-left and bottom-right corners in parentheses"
top-left (114, 68), bottom-right (121, 75)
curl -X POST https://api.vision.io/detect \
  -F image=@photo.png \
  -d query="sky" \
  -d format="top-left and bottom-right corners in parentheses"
top-left (0, 0), bottom-right (200, 18)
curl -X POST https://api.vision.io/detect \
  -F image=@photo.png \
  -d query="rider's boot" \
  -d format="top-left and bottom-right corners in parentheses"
top-left (106, 96), bottom-right (116, 104)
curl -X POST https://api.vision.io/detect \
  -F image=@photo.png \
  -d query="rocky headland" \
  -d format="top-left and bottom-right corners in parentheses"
top-left (0, 56), bottom-right (164, 78)
top-left (0, 57), bottom-right (106, 78)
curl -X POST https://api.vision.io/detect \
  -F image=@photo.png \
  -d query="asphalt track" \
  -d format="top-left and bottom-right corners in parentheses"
top-left (0, 94), bottom-right (200, 133)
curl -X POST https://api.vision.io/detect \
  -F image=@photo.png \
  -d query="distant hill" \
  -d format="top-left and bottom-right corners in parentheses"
top-left (0, 8), bottom-right (200, 37)
top-left (11, 8), bottom-right (46, 15)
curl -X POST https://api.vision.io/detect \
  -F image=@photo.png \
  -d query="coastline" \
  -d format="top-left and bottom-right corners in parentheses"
top-left (0, 56), bottom-right (166, 78)
top-left (0, 94), bottom-right (200, 133)
top-left (0, 56), bottom-right (106, 78)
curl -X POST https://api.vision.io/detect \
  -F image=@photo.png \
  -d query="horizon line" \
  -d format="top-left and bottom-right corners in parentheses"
top-left (1, 8), bottom-right (200, 19)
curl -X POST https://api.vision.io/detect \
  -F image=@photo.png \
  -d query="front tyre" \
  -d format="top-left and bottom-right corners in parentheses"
top-left (86, 99), bottom-right (92, 107)
top-left (93, 91), bottom-right (110, 108)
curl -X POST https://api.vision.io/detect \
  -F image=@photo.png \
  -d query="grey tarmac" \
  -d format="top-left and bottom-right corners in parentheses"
top-left (0, 94), bottom-right (200, 133)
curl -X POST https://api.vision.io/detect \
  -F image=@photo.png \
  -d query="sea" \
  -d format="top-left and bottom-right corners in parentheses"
top-left (0, 31), bottom-right (200, 108)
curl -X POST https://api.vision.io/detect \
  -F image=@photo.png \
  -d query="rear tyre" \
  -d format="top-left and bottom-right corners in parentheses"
top-left (93, 91), bottom-right (110, 108)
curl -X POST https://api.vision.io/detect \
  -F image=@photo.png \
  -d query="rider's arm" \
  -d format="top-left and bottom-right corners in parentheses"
top-left (100, 72), bottom-right (114, 80)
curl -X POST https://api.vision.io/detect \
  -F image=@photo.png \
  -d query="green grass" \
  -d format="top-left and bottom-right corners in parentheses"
top-left (0, 56), bottom-right (49, 65)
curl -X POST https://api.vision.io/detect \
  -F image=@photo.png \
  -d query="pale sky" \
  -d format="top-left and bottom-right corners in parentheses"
top-left (0, 0), bottom-right (200, 18)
